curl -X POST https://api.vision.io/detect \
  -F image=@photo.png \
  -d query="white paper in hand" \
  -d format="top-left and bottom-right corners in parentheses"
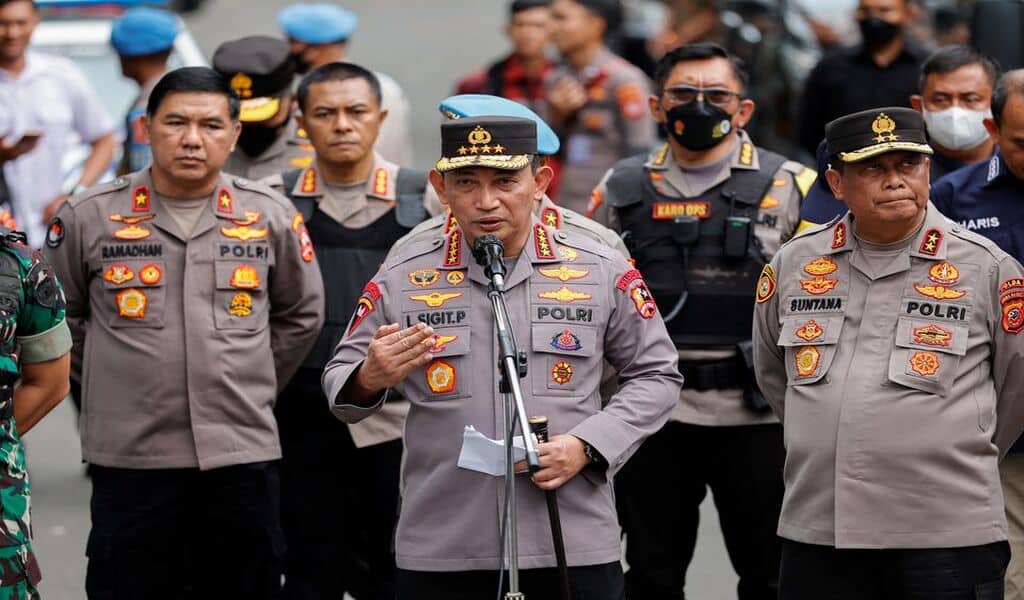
top-left (457, 426), bottom-right (526, 476)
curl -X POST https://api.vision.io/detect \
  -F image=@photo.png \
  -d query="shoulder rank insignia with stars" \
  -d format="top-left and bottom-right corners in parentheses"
top-left (444, 229), bottom-right (463, 267)
top-left (301, 168), bottom-right (318, 194)
top-left (132, 186), bottom-right (150, 212)
top-left (538, 265), bottom-right (589, 282)
top-left (534, 224), bottom-right (555, 259)
top-left (919, 228), bottom-right (942, 256)
top-left (831, 222), bottom-right (847, 249)
top-left (541, 207), bottom-right (561, 229)
top-left (217, 188), bottom-right (234, 214)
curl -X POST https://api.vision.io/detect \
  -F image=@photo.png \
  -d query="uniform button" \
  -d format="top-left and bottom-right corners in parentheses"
top-left (556, 232), bottom-right (567, 240)
top-left (951, 226), bottom-right (961, 233)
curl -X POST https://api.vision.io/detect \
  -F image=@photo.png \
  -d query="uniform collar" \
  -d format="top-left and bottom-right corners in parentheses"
top-left (290, 153), bottom-right (399, 202)
top-left (981, 149), bottom-right (1022, 189)
top-left (820, 207), bottom-right (948, 261)
top-left (645, 130), bottom-right (760, 172)
top-left (537, 195), bottom-right (563, 229)
top-left (439, 216), bottom-right (562, 287)
top-left (125, 170), bottom-right (247, 242)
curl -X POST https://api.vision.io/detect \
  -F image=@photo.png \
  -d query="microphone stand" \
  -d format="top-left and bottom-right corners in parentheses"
top-left (481, 247), bottom-right (541, 600)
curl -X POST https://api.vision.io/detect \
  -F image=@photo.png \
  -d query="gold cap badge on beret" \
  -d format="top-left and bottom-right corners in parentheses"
top-left (826, 107), bottom-right (933, 163)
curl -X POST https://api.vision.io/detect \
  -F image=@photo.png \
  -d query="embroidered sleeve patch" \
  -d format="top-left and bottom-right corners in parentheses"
top-left (755, 264), bottom-right (776, 304)
top-left (1000, 279), bottom-right (1024, 334)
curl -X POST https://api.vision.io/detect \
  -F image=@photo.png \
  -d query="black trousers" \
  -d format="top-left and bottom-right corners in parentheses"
top-left (277, 368), bottom-right (402, 600)
top-left (779, 539), bottom-right (1010, 599)
top-left (615, 421), bottom-right (784, 600)
top-left (396, 562), bottom-right (625, 600)
top-left (85, 461), bottom-right (284, 600)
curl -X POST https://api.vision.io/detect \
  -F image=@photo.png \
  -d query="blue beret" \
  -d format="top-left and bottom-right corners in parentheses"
top-left (110, 8), bottom-right (179, 57)
top-left (439, 94), bottom-right (560, 155)
top-left (278, 3), bottom-right (358, 44)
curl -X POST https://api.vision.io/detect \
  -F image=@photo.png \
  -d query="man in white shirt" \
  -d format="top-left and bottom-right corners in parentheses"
top-left (0, 0), bottom-right (115, 247)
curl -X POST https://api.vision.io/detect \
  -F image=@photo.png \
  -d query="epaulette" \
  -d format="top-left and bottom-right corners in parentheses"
top-left (385, 216), bottom-right (447, 261)
top-left (259, 173), bottom-right (285, 190)
top-left (778, 160), bottom-right (818, 198)
top-left (947, 221), bottom-right (1011, 262)
top-left (67, 176), bottom-right (130, 209)
top-left (561, 208), bottom-right (625, 249)
top-left (383, 235), bottom-right (443, 269)
top-left (233, 176), bottom-right (293, 210)
top-left (785, 214), bottom-right (841, 245)
top-left (552, 228), bottom-right (619, 262)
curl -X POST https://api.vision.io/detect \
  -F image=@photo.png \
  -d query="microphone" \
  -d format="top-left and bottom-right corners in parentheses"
top-left (472, 234), bottom-right (507, 282)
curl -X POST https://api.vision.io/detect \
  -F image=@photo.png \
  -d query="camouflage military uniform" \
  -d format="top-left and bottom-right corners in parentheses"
top-left (0, 230), bottom-right (72, 598)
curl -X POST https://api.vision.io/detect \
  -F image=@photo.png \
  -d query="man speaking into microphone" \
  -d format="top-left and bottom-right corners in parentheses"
top-left (323, 115), bottom-right (681, 599)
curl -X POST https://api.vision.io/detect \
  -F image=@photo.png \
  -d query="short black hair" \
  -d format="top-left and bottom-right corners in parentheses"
top-left (147, 66), bottom-right (240, 120)
top-left (297, 61), bottom-right (382, 113)
top-left (918, 45), bottom-right (1000, 94)
top-left (992, 69), bottom-right (1024, 128)
top-left (574, 0), bottom-right (622, 33)
top-left (654, 43), bottom-right (749, 95)
top-left (510, 0), bottom-right (550, 15)
top-left (0, 0), bottom-right (36, 9)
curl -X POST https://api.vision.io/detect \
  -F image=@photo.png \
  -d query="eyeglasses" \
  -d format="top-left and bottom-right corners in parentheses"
top-left (662, 85), bottom-right (740, 107)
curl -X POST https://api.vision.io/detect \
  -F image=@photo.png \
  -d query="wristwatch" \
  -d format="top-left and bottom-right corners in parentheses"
top-left (581, 440), bottom-right (605, 467)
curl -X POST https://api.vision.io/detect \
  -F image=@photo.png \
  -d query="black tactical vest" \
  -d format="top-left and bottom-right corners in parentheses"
top-left (608, 148), bottom-right (786, 348)
top-left (282, 168), bottom-right (428, 370)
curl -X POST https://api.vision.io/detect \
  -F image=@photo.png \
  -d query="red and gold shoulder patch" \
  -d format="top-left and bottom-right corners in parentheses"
top-left (534, 224), bottom-right (555, 260)
top-left (408, 269), bottom-right (440, 288)
top-left (615, 269), bottom-right (656, 318)
top-left (132, 186), bottom-right (150, 212)
top-left (348, 285), bottom-right (378, 335)
top-left (139, 264), bottom-right (162, 285)
top-left (291, 212), bottom-right (315, 263)
top-left (373, 167), bottom-right (388, 196)
top-left (755, 264), bottom-right (776, 304)
top-left (831, 222), bottom-right (847, 250)
top-left (426, 360), bottom-right (456, 393)
top-left (616, 83), bottom-right (646, 120)
top-left (541, 206), bottom-right (561, 229)
top-left (651, 201), bottom-right (711, 221)
top-left (444, 229), bottom-right (463, 267)
top-left (918, 228), bottom-right (943, 256)
top-left (909, 350), bottom-right (940, 376)
top-left (1000, 279), bottom-right (1024, 334)
top-left (616, 268), bottom-right (643, 291)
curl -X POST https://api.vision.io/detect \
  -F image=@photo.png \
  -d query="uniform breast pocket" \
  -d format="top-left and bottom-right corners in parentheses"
top-left (887, 317), bottom-right (968, 396)
top-left (410, 328), bottom-right (472, 402)
top-left (778, 316), bottom-right (844, 386)
top-left (530, 323), bottom-right (599, 396)
top-left (101, 260), bottom-right (167, 329)
top-left (213, 261), bottom-right (270, 331)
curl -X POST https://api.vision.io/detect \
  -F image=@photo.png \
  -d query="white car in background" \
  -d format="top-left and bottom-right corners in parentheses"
top-left (30, 0), bottom-right (207, 189)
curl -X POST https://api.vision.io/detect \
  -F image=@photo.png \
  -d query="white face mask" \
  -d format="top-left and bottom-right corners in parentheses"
top-left (922, 106), bottom-right (993, 151)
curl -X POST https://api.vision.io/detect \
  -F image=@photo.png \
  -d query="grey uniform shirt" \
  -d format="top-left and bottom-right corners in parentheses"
top-left (546, 48), bottom-right (657, 214)
top-left (45, 169), bottom-right (325, 470)
top-left (324, 219), bottom-right (681, 570)
top-left (592, 133), bottom-right (815, 426)
top-left (753, 205), bottom-right (1024, 548)
top-left (223, 117), bottom-right (316, 182)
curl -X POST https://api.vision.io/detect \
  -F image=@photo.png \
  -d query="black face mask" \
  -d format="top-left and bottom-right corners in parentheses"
top-left (858, 16), bottom-right (901, 49)
top-left (236, 122), bottom-right (287, 158)
top-left (664, 100), bottom-right (734, 151)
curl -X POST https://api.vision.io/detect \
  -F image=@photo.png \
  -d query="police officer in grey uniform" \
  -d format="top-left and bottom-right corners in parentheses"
top-left (214, 36), bottom-right (315, 181)
top-left (45, 67), bottom-right (325, 599)
top-left (591, 43), bottom-right (814, 600)
top-left (390, 94), bottom-right (628, 260)
top-left (261, 62), bottom-right (433, 600)
top-left (753, 106), bottom-right (1024, 599)
top-left (323, 115), bottom-right (682, 599)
